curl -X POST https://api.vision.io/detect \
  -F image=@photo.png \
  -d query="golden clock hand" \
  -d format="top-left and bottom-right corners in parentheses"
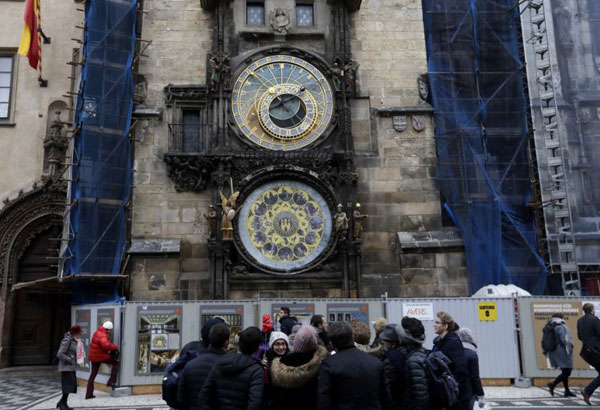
top-left (248, 71), bottom-right (275, 89)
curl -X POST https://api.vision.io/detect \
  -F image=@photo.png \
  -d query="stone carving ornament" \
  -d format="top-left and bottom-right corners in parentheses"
top-left (353, 203), bottom-right (367, 239)
top-left (334, 203), bottom-right (349, 241)
top-left (393, 115), bottom-right (407, 132)
top-left (204, 204), bottom-right (218, 239)
top-left (270, 8), bottom-right (291, 35)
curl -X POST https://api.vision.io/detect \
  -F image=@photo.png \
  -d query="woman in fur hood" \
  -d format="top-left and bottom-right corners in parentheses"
top-left (269, 325), bottom-right (329, 410)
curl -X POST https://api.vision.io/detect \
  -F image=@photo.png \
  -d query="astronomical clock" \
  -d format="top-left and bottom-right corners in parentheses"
top-left (165, 1), bottom-right (363, 298)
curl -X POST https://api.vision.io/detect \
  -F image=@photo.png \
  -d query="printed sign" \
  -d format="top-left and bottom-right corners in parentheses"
top-left (402, 302), bottom-right (434, 321)
top-left (478, 302), bottom-right (497, 321)
top-left (531, 301), bottom-right (587, 370)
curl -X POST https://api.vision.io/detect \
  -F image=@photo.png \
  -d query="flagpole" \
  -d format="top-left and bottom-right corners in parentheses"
top-left (36, 0), bottom-right (47, 87)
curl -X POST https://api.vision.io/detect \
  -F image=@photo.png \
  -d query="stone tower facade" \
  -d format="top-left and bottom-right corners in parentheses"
top-left (130, 0), bottom-right (468, 300)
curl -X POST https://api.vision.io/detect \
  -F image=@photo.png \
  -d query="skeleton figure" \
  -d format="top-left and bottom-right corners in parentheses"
top-left (353, 203), bottom-right (368, 239)
top-left (219, 191), bottom-right (240, 240)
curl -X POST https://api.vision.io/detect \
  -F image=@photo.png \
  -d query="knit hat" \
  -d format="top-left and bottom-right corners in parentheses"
top-left (201, 317), bottom-right (225, 347)
top-left (292, 325), bottom-right (318, 353)
top-left (372, 317), bottom-right (387, 332)
top-left (102, 321), bottom-right (113, 330)
top-left (268, 331), bottom-right (289, 348)
top-left (396, 321), bottom-right (426, 345)
top-left (262, 314), bottom-right (274, 333)
top-left (380, 324), bottom-right (399, 342)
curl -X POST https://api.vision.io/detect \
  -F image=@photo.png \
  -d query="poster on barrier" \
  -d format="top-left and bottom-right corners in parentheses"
top-left (75, 309), bottom-right (91, 371)
top-left (402, 302), bottom-right (434, 321)
top-left (136, 305), bottom-right (181, 375)
top-left (327, 303), bottom-right (369, 325)
top-left (271, 303), bottom-right (314, 330)
top-left (531, 301), bottom-right (586, 370)
top-left (200, 305), bottom-right (244, 350)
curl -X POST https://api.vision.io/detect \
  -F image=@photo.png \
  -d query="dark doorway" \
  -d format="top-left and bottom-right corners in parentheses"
top-left (10, 226), bottom-right (70, 366)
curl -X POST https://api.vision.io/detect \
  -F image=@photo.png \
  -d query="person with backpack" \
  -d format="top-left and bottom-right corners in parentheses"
top-left (278, 307), bottom-right (297, 336)
top-left (317, 322), bottom-right (391, 410)
top-left (86, 321), bottom-right (119, 399)
top-left (56, 325), bottom-right (82, 410)
top-left (397, 317), bottom-right (432, 410)
top-left (162, 317), bottom-right (226, 408)
top-left (198, 326), bottom-right (265, 410)
top-left (433, 312), bottom-right (471, 410)
top-left (177, 323), bottom-right (230, 410)
top-left (577, 303), bottom-right (600, 405)
top-left (380, 324), bottom-right (407, 410)
top-left (542, 313), bottom-right (575, 398)
top-left (456, 328), bottom-right (485, 407)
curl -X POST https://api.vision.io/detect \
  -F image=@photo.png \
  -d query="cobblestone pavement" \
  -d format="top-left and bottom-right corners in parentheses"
top-left (0, 376), bottom-right (61, 410)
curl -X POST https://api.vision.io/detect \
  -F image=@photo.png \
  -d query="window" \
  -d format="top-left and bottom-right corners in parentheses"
top-left (0, 55), bottom-right (14, 120)
top-left (296, 3), bottom-right (314, 27)
top-left (182, 109), bottom-right (200, 152)
top-left (246, 2), bottom-right (265, 26)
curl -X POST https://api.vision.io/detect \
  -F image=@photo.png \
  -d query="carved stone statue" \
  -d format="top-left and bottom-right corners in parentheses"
top-left (353, 203), bottom-right (368, 239)
top-left (220, 190), bottom-right (240, 241)
top-left (334, 203), bottom-right (349, 241)
top-left (270, 8), bottom-right (291, 35)
top-left (204, 204), bottom-right (218, 239)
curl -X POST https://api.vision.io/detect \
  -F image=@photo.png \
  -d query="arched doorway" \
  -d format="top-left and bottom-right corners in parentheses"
top-left (11, 226), bottom-right (70, 366)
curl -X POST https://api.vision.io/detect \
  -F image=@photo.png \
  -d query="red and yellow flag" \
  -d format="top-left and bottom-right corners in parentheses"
top-left (17, 0), bottom-right (41, 71)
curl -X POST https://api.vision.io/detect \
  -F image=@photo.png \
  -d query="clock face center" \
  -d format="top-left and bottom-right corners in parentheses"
top-left (268, 94), bottom-right (306, 128)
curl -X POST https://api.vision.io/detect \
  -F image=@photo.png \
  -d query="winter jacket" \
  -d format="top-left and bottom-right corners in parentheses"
top-left (577, 312), bottom-right (600, 366)
top-left (198, 353), bottom-right (265, 410)
top-left (279, 316), bottom-right (297, 336)
top-left (462, 343), bottom-right (484, 398)
top-left (317, 346), bottom-right (391, 410)
top-left (548, 319), bottom-right (574, 369)
top-left (57, 332), bottom-right (78, 372)
top-left (404, 346), bottom-right (431, 410)
top-left (432, 332), bottom-right (471, 409)
top-left (381, 346), bottom-right (407, 410)
top-left (270, 345), bottom-right (328, 410)
top-left (180, 340), bottom-right (204, 357)
top-left (177, 346), bottom-right (226, 410)
top-left (89, 326), bottom-right (117, 363)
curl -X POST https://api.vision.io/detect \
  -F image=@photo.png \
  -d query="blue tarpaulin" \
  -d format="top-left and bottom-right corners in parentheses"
top-left (422, 0), bottom-right (546, 294)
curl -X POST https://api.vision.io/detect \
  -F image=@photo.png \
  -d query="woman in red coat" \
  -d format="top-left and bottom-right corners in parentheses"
top-left (86, 321), bottom-right (120, 399)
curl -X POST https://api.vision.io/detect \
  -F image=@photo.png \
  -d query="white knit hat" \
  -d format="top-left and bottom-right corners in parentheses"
top-left (103, 321), bottom-right (113, 330)
top-left (268, 331), bottom-right (289, 348)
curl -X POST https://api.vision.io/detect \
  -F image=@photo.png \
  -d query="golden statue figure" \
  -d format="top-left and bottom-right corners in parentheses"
top-left (220, 190), bottom-right (240, 241)
top-left (353, 203), bottom-right (368, 239)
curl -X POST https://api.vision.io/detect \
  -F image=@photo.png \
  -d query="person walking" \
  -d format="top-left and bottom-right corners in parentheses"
top-left (56, 325), bottom-right (82, 410)
top-left (317, 322), bottom-right (391, 410)
top-left (578, 303), bottom-right (600, 405)
top-left (198, 326), bottom-right (265, 410)
top-left (380, 324), bottom-right (406, 410)
top-left (542, 314), bottom-right (575, 398)
top-left (456, 328), bottom-right (486, 407)
top-left (278, 307), bottom-right (297, 336)
top-left (433, 312), bottom-right (471, 410)
top-left (177, 323), bottom-right (230, 410)
top-left (397, 317), bottom-right (431, 410)
top-left (86, 321), bottom-right (119, 399)
top-left (270, 325), bottom-right (328, 410)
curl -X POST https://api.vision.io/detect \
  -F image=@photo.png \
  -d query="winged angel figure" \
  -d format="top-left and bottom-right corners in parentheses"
top-left (219, 190), bottom-right (240, 240)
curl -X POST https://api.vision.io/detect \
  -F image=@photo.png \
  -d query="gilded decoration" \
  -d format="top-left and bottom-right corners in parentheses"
top-left (237, 181), bottom-right (332, 272)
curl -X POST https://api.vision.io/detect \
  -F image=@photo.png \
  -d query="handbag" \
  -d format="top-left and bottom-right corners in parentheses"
top-left (472, 399), bottom-right (491, 410)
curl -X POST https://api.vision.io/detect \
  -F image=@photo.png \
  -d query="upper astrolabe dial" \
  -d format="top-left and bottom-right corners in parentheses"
top-left (231, 55), bottom-right (334, 151)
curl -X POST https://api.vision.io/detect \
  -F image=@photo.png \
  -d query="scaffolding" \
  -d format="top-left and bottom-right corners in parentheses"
top-left (422, 0), bottom-right (546, 295)
top-left (59, 0), bottom-right (138, 304)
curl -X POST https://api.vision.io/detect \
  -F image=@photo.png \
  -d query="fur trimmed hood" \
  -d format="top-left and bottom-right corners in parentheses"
top-left (270, 345), bottom-right (328, 389)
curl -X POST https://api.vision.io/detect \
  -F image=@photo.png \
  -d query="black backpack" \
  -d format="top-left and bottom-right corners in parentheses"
top-left (424, 350), bottom-right (460, 409)
top-left (162, 350), bottom-right (200, 409)
top-left (541, 321), bottom-right (559, 354)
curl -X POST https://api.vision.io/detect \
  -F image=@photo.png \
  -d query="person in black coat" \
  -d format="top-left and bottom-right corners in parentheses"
top-left (198, 326), bottom-right (265, 410)
top-left (278, 307), bottom-right (298, 336)
top-left (177, 323), bottom-right (230, 410)
top-left (270, 325), bottom-right (328, 410)
top-left (397, 317), bottom-right (431, 410)
top-left (577, 303), bottom-right (600, 405)
top-left (433, 312), bottom-right (471, 410)
top-left (456, 328), bottom-right (485, 407)
top-left (379, 324), bottom-right (407, 410)
top-left (317, 322), bottom-right (391, 410)
top-left (180, 317), bottom-right (226, 356)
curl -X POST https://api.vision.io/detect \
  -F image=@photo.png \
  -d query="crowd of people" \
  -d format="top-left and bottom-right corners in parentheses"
top-left (166, 307), bottom-right (485, 410)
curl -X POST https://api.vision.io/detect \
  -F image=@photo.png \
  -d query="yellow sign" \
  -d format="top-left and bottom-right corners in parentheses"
top-left (478, 302), bottom-right (497, 321)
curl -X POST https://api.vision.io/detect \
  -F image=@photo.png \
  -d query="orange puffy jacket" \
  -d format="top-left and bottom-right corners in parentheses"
top-left (88, 326), bottom-right (117, 363)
